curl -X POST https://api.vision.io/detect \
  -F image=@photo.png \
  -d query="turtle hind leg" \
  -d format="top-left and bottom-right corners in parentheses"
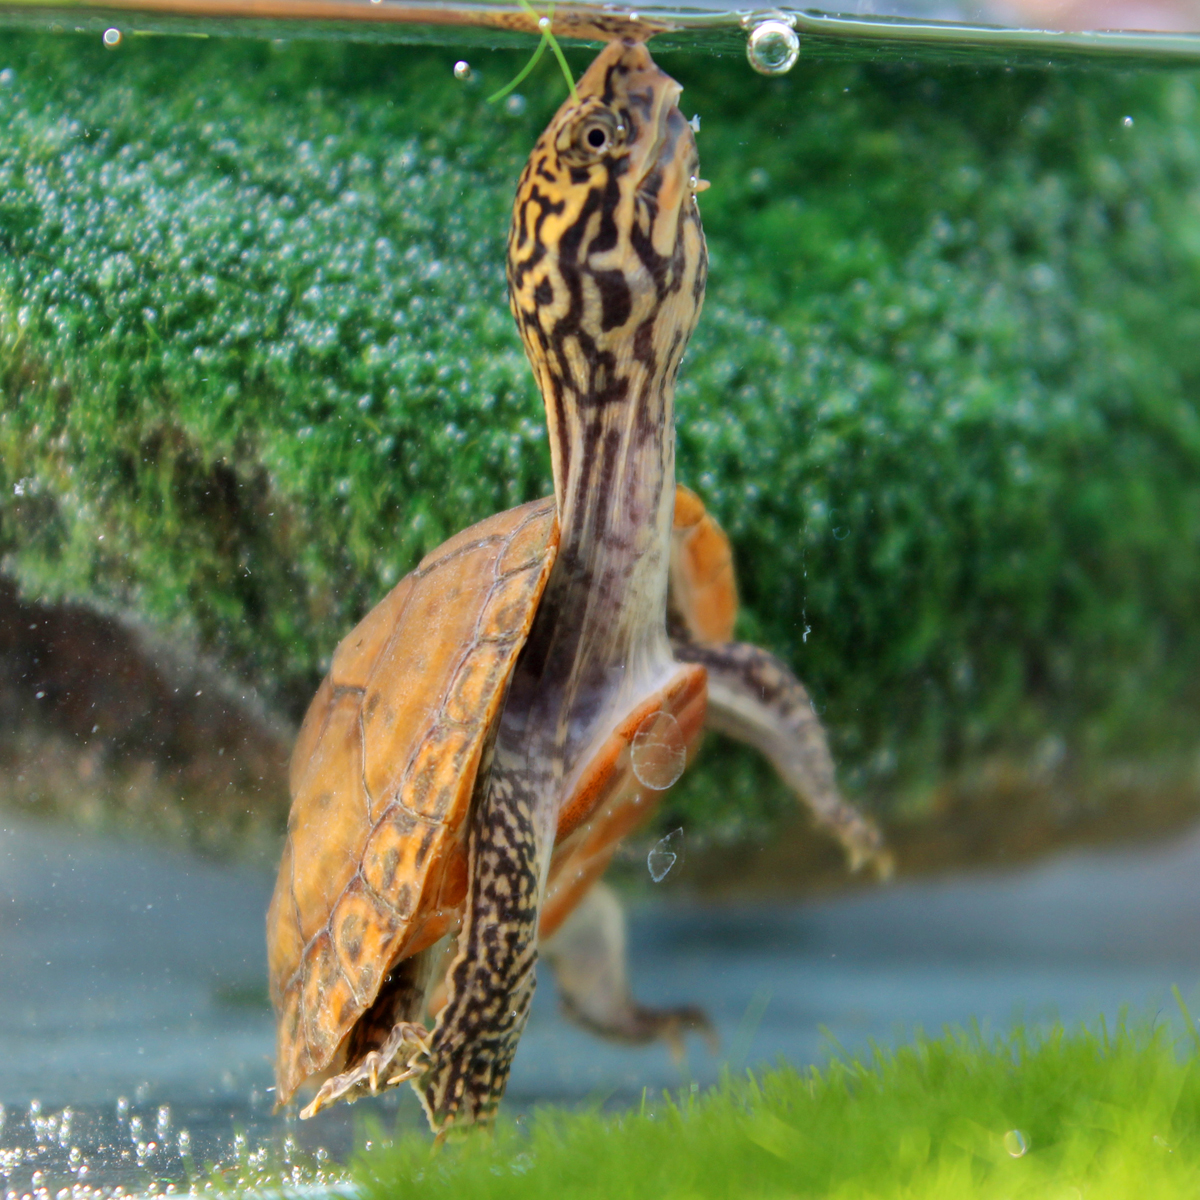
top-left (412, 743), bottom-right (550, 1134)
top-left (299, 954), bottom-right (432, 1119)
top-left (673, 638), bottom-right (893, 879)
top-left (541, 881), bottom-right (717, 1059)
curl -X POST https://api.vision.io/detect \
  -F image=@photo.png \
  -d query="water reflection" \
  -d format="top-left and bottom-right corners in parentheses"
top-left (4, 814), bottom-right (1200, 1190)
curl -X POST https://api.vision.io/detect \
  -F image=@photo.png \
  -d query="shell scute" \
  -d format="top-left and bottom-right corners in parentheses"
top-left (330, 574), bottom-right (415, 689)
top-left (286, 692), bottom-right (371, 943)
top-left (399, 723), bottom-right (476, 821)
top-left (289, 674), bottom-right (335, 799)
top-left (268, 497), bottom-right (558, 1106)
top-left (444, 639), bottom-right (512, 726)
top-left (360, 807), bottom-right (424, 898)
top-left (670, 484), bottom-right (737, 644)
top-left (359, 553), bottom-right (495, 805)
top-left (478, 566), bottom-right (549, 642)
top-left (299, 932), bottom-right (347, 1066)
top-left (331, 878), bottom-right (399, 1000)
top-left (498, 503), bottom-right (559, 574)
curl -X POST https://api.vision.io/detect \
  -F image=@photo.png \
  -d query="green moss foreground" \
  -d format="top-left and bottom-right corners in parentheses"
top-left (239, 1014), bottom-right (1200, 1198)
top-left (3, 35), bottom-right (1200, 836)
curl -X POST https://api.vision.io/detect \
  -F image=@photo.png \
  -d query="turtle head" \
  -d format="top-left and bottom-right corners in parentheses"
top-left (507, 38), bottom-right (708, 452)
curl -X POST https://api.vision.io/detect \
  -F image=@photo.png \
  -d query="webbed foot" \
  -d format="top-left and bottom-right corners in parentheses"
top-left (300, 1021), bottom-right (431, 1118)
top-left (542, 882), bottom-right (718, 1059)
top-left (673, 638), bottom-right (893, 880)
top-left (563, 993), bottom-right (718, 1058)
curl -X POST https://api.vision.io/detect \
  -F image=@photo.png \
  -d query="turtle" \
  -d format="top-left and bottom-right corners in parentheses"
top-left (266, 36), bottom-right (889, 1137)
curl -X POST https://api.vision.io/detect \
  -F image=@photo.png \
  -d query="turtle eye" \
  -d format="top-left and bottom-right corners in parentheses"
top-left (577, 112), bottom-right (622, 156)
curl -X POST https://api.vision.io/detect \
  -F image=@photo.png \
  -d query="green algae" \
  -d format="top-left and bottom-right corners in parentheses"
top-left (3, 35), bottom-right (1200, 834)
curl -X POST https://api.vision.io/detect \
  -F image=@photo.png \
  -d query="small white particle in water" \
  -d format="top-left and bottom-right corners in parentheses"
top-left (1123, 115), bottom-right (1133, 127)
top-left (689, 113), bottom-right (700, 133)
top-left (35, 691), bottom-right (44, 699)
top-left (102, 27), bottom-right (121, 46)
top-left (537, 14), bottom-right (549, 27)
top-left (1003, 1128), bottom-right (1028, 1157)
top-left (453, 60), bottom-right (471, 81)
top-left (0, 67), bottom-right (14, 86)
top-left (504, 93), bottom-right (526, 116)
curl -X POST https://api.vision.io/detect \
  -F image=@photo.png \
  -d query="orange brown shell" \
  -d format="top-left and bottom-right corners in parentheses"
top-left (670, 484), bottom-right (737, 644)
top-left (268, 485), bottom-right (731, 1106)
top-left (266, 498), bottom-right (558, 1105)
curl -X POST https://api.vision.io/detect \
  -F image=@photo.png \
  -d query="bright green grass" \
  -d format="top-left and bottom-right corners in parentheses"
top-left (349, 1015), bottom-right (1200, 1199)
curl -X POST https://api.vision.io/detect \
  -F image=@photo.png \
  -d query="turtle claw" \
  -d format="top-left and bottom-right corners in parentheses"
top-left (656, 1006), bottom-right (718, 1062)
top-left (298, 1021), bottom-right (430, 1119)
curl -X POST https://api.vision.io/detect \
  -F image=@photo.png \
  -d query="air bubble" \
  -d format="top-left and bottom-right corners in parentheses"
top-left (1122, 115), bottom-right (1134, 127)
top-left (746, 19), bottom-right (800, 75)
top-left (647, 827), bottom-right (684, 883)
top-left (630, 711), bottom-right (687, 791)
top-left (156, 1105), bottom-right (171, 1135)
top-left (177, 1130), bottom-right (192, 1156)
top-left (102, 27), bottom-right (121, 47)
top-left (1004, 1128), bottom-right (1028, 1157)
top-left (0, 68), bottom-right (13, 86)
top-left (504, 94), bottom-right (527, 117)
top-left (115, 1097), bottom-right (129, 1120)
top-left (453, 60), bottom-right (471, 81)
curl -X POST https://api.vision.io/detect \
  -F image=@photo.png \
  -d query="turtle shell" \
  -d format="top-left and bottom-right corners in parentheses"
top-left (669, 484), bottom-right (737, 644)
top-left (267, 497), bottom-right (558, 1104)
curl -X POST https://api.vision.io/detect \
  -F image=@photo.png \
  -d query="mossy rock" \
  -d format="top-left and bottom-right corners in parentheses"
top-left (2, 34), bottom-right (1200, 844)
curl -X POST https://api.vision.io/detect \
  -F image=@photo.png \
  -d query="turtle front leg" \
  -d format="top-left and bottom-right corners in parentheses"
top-left (673, 639), bottom-right (893, 878)
top-left (541, 881), bottom-right (716, 1058)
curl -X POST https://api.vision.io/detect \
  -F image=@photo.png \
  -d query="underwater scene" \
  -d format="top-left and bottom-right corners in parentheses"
top-left (4, 3), bottom-right (1200, 1194)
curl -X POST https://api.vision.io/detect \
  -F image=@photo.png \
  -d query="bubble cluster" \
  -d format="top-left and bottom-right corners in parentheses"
top-left (0, 1088), bottom-right (348, 1196)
